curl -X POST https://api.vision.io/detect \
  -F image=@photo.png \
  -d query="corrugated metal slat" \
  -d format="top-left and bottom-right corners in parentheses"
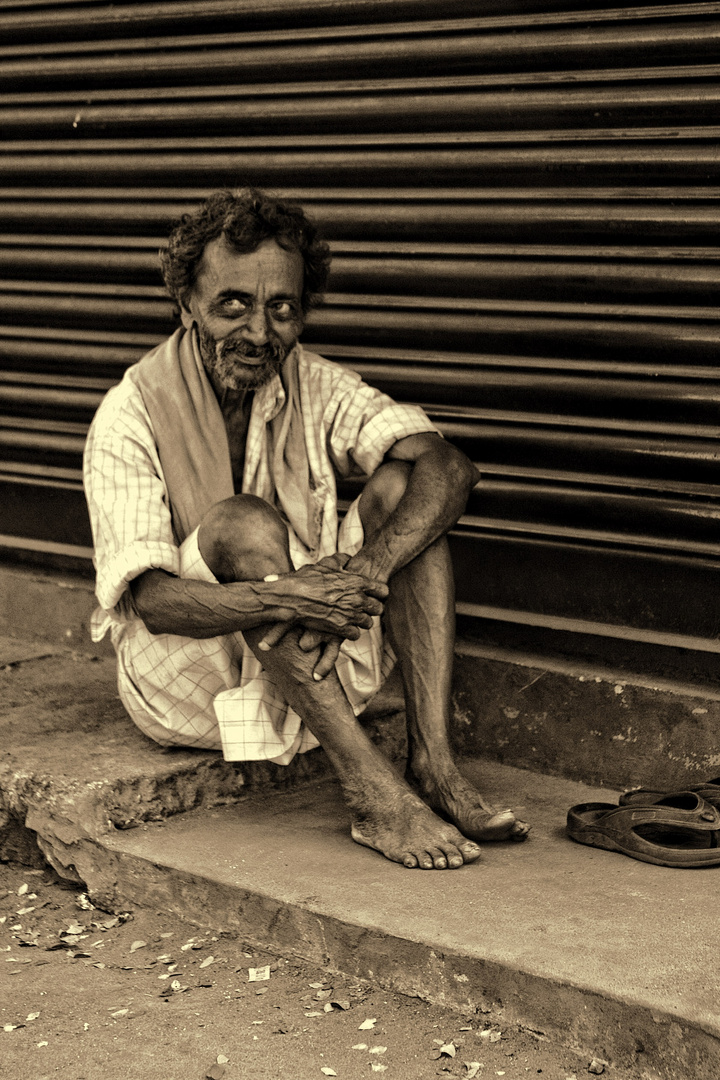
top-left (2, 0), bottom-right (720, 644)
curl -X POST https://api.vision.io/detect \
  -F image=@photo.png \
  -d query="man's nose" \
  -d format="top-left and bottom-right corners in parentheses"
top-left (242, 304), bottom-right (269, 344)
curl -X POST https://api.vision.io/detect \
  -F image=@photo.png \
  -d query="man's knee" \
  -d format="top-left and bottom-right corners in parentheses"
top-left (197, 494), bottom-right (290, 583)
top-left (359, 460), bottom-right (412, 535)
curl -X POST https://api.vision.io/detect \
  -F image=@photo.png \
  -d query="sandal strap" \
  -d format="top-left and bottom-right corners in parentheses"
top-left (621, 780), bottom-right (720, 805)
top-left (568, 796), bottom-right (720, 834)
top-left (567, 799), bottom-right (720, 865)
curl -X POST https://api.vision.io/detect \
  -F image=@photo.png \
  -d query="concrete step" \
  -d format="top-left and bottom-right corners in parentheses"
top-left (0, 638), bottom-right (402, 864)
top-left (453, 631), bottom-right (720, 793)
top-left (26, 764), bottom-right (720, 1080)
top-left (0, 637), bottom-right (718, 1080)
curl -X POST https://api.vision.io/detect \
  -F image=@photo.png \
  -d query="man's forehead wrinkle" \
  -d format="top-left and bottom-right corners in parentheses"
top-left (196, 237), bottom-right (303, 303)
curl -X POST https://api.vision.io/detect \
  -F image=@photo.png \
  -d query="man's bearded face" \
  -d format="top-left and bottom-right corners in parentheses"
top-left (181, 237), bottom-right (305, 394)
top-left (195, 322), bottom-right (289, 391)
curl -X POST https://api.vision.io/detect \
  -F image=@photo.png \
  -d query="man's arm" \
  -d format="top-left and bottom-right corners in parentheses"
top-left (346, 432), bottom-right (480, 583)
top-left (130, 560), bottom-right (387, 640)
top-left (273, 433), bottom-right (478, 680)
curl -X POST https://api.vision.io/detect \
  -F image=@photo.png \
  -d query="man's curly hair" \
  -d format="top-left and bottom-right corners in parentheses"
top-left (159, 188), bottom-right (331, 315)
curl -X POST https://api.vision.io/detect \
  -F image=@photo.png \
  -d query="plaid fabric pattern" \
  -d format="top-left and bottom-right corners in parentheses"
top-left (84, 342), bottom-right (437, 763)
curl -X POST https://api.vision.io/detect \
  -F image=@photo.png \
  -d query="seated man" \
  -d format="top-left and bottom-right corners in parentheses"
top-left (84, 187), bottom-right (528, 870)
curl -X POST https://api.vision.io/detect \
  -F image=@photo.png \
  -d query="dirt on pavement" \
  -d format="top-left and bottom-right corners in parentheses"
top-left (0, 858), bottom-right (630, 1080)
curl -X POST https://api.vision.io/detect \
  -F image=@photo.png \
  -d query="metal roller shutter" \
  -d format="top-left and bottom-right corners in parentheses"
top-left (2, 0), bottom-right (720, 649)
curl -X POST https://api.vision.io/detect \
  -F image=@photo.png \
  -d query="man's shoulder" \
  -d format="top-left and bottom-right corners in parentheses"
top-left (93, 332), bottom-right (180, 429)
top-left (89, 354), bottom-right (155, 440)
top-left (298, 346), bottom-right (363, 392)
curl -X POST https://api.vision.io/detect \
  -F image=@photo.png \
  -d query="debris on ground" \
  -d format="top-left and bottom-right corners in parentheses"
top-left (0, 860), bottom-right (642, 1080)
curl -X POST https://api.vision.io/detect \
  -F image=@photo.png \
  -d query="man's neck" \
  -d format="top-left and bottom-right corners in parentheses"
top-left (214, 380), bottom-right (252, 417)
top-left (202, 358), bottom-right (253, 417)
top-left (214, 380), bottom-right (254, 494)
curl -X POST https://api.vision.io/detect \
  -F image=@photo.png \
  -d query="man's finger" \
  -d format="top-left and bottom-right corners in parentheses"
top-left (317, 552), bottom-right (350, 571)
top-left (298, 628), bottom-right (324, 652)
top-left (257, 620), bottom-right (293, 651)
top-left (363, 581), bottom-right (389, 601)
top-left (313, 638), bottom-right (342, 681)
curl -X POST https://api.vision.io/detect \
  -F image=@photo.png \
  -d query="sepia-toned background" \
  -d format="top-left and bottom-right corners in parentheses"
top-left (2, 0), bottom-right (720, 659)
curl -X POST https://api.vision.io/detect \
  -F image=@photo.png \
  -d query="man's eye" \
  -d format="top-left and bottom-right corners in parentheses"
top-left (270, 302), bottom-right (297, 321)
top-left (220, 298), bottom-right (248, 315)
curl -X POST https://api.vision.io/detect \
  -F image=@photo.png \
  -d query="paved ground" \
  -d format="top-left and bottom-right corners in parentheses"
top-left (97, 764), bottom-right (720, 1080)
top-left (1, 638), bottom-right (719, 1080)
top-left (0, 859), bottom-right (623, 1080)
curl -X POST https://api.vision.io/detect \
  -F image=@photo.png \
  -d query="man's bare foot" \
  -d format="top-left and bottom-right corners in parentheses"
top-left (350, 788), bottom-right (481, 869)
top-left (408, 760), bottom-right (531, 844)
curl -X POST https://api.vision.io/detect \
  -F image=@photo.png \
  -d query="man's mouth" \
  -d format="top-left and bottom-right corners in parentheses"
top-left (220, 340), bottom-right (285, 366)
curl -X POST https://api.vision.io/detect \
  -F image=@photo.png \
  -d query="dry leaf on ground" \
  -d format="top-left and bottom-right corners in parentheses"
top-left (478, 1029), bottom-right (502, 1043)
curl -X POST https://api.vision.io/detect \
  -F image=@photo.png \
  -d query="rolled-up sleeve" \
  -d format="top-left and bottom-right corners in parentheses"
top-left (83, 379), bottom-right (179, 614)
top-left (324, 366), bottom-right (439, 478)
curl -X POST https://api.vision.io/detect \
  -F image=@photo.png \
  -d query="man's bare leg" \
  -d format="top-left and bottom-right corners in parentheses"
top-left (198, 494), bottom-right (483, 869)
top-left (355, 463), bottom-right (530, 843)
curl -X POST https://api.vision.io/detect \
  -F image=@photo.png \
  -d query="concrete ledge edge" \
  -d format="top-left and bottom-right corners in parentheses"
top-left (30, 825), bottom-right (720, 1080)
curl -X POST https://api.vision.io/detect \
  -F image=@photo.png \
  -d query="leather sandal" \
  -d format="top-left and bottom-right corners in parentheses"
top-left (619, 777), bottom-right (720, 809)
top-left (566, 792), bottom-right (720, 867)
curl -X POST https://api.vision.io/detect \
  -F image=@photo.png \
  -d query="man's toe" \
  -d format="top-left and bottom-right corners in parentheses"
top-left (427, 848), bottom-right (447, 869)
top-left (459, 840), bottom-right (481, 863)
top-left (510, 820), bottom-right (531, 841)
top-left (437, 842), bottom-right (465, 869)
top-left (403, 852), bottom-right (419, 868)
